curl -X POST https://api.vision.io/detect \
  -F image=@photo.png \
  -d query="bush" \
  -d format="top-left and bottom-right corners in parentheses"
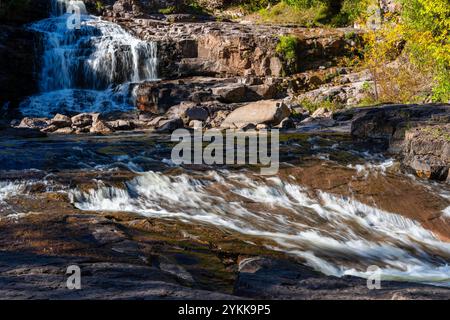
top-left (401, 0), bottom-right (450, 102)
top-left (276, 35), bottom-right (299, 62)
top-left (257, 2), bottom-right (328, 26)
top-left (250, 0), bottom-right (371, 26)
top-left (363, 0), bottom-right (450, 103)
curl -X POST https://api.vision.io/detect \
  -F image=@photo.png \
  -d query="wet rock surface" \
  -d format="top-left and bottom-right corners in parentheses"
top-left (0, 190), bottom-right (448, 300)
top-left (342, 104), bottom-right (450, 181)
top-left (403, 124), bottom-right (450, 181)
top-left (235, 257), bottom-right (450, 300)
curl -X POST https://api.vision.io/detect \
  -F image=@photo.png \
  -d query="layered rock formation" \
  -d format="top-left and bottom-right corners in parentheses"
top-left (403, 124), bottom-right (450, 181)
top-left (342, 104), bottom-right (450, 181)
top-left (110, 17), bottom-right (362, 78)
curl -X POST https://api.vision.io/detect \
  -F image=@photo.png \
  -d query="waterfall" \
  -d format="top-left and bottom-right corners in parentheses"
top-left (51, 0), bottom-right (87, 16)
top-left (20, 0), bottom-right (158, 117)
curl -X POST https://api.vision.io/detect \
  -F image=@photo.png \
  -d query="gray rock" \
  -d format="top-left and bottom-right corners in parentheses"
top-left (54, 127), bottom-right (74, 134)
top-left (18, 117), bottom-right (49, 129)
top-left (109, 119), bottom-right (134, 131)
top-left (221, 100), bottom-right (290, 128)
top-left (234, 257), bottom-right (450, 300)
top-left (212, 84), bottom-right (247, 103)
top-left (278, 117), bottom-right (296, 130)
top-left (90, 120), bottom-right (114, 134)
top-left (71, 113), bottom-right (93, 128)
top-left (402, 125), bottom-right (450, 181)
top-left (156, 118), bottom-right (184, 133)
top-left (185, 106), bottom-right (209, 121)
top-left (51, 114), bottom-right (72, 128)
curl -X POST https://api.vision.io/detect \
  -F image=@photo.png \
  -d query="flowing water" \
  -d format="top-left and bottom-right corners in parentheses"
top-left (19, 0), bottom-right (158, 117)
top-left (1, 133), bottom-right (450, 286)
top-left (4, 0), bottom-right (450, 288)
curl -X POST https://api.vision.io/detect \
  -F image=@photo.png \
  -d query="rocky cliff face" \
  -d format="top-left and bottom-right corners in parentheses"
top-left (344, 104), bottom-right (450, 181)
top-left (403, 124), bottom-right (450, 181)
top-left (111, 17), bottom-right (361, 79)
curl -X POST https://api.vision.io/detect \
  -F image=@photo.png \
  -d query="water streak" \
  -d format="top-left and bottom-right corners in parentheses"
top-left (69, 169), bottom-right (450, 286)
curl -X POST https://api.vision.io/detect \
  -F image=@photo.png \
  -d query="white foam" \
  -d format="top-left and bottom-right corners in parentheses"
top-left (70, 170), bottom-right (450, 285)
top-left (0, 181), bottom-right (24, 202)
top-left (443, 207), bottom-right (450, 218)
top-left (20, 11), bottom-right (158, 117)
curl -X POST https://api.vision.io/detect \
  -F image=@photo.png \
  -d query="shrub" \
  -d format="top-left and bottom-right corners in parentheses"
top-left (257, 2), bottom-right (328, 26)
top-left (276, 35), bottom-right (299, 62)
top-left (159, 6), bottom-right (177, 14)
top-left (401, 0), bottom-right (450, 102)
top-left (362, 0), bottom-right (450, 103)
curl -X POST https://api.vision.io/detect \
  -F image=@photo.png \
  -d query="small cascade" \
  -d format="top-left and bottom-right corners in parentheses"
top-left (20, 0), bottom-right (158, 117)
top-left (52, 0), bottom-right (87, 16)
top-left (69, 169), bottom-right (450, 286)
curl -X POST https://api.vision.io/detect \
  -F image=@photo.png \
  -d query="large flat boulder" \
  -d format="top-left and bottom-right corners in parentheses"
top-left (403, 124), bottom-right (450, 181)
top-left (221, 100), bottom-right (290, 129)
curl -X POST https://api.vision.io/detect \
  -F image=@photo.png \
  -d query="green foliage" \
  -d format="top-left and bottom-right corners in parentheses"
top-left (251, 0), bottom-right (370, 26)
top-left (240, 0), bottom-right (276, 13)
top-left (282, 0), bottom-right (368, 25)
top-left (159, 6), bottom-right (177, 14)
top-left (158, 1), bottom-right (209, 15)
top-left (186, 1), bottom-right (209, 15)
top-left (95, 1), bottom-right (105, 11)
top-left (257, 2), bottom-right (327, 26)
top-left (362, 0), bottom-right (450, 103)
top-left (276, 35), bottom-right (299, 62)
top-left (400, 0), bottom-right (450, 102)
top-left (300, 98), bottom-right (344, 113)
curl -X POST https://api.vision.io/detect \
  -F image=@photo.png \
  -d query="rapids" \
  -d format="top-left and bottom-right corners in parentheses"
top-left (0, 132), bottom-right (449, 287)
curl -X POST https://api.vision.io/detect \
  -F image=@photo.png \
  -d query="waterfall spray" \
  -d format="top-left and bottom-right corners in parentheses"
top-left (20, 0), bottom-right (158, 117)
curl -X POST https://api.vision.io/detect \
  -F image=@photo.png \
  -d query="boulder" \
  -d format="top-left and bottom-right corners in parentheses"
top-left (17, 117), bottom-right (49, 129)
top-left (41, 125), bottom-right (58, 133)
top-left (90, 121), bottom-right (114, 134)
top-left (156, 118), bottom-right (184, 133)
top-left (185, 106), bottom-right (209, 121)
top-left (71, 113), bottom-right (93, 128)
top-left (311, 107), bottom-right (331, 118)
top-left (402, 125), bottom-right (450, 181)
top-left (108, 120), bottom-right (134, 131)
top-left (247, 84), bottom-right (278, 100)
top-left (148, 116), bottom-right (166, 127)
top-left (189, 120), bottom-right (203, 129)
top-left (348, 104), bottom-right (450, 144)
top-left (221, 100), bottom-right (290, 129)
top-left (54, 127), bottom-right (75, 134)
top-left (212, 84), bottom-right (247, 103)
top-left (50, 114), bottom-right (71, 128)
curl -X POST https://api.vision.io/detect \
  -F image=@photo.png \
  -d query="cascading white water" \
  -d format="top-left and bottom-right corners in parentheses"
top-left (69, 168), bottom-right (450, 286)
top-left (20, 0), bottom-right (158, 117)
